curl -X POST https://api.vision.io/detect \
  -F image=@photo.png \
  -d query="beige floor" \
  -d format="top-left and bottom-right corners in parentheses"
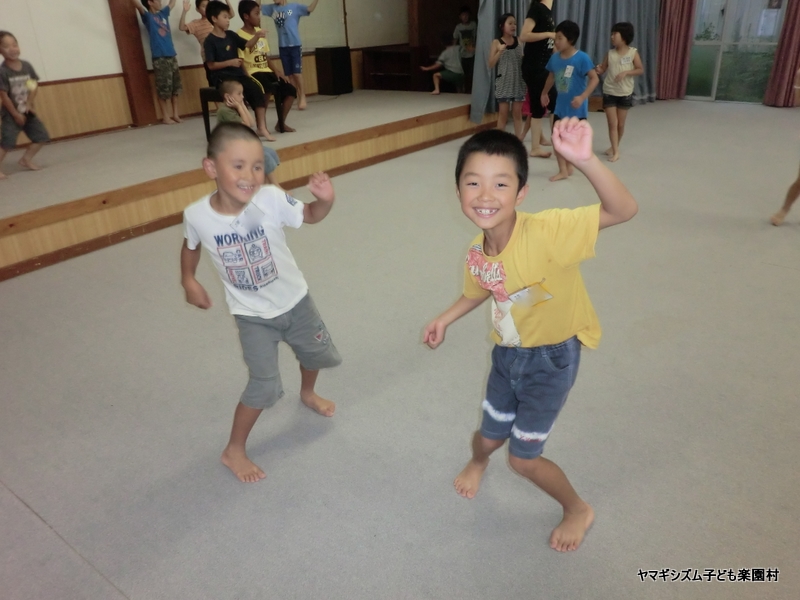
top-left (1, 99), bottom-right (798, 600)
top-left (0, 90), bottom-right (470, 219)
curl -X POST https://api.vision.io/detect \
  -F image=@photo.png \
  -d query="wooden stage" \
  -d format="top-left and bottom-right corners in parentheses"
top-left (0, 91), bottom-right (495, 281)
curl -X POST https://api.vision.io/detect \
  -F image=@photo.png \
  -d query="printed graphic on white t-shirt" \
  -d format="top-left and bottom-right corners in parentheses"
top-left (212, 227), bottom-right (279, 292)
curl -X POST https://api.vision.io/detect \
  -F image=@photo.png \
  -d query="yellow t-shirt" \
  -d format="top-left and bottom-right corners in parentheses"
top-left (463, 206), bottom-right (601, 349)
top-left (237, 28), bottom-right (273, 75)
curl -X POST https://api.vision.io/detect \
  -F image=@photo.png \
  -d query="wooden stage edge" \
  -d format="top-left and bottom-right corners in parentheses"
top-left (0, 105), bottom-right (496, 282)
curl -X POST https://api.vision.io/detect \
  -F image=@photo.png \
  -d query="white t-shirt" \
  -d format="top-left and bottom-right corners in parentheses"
top-left (183, 185), bottom-right (308, 319)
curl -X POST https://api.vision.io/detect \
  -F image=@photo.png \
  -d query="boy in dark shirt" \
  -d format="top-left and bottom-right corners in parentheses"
top-left (203, 0), bottom-right (273, 140)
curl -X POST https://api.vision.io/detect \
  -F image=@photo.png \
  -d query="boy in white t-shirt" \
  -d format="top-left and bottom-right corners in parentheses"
top-left (181, 122), bottom-right (341, 483)
top-left (594, 22), bottom-right (643, 162)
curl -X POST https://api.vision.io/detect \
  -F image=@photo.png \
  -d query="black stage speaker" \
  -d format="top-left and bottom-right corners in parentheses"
top-left (315, 46), bottom-right (353, 95)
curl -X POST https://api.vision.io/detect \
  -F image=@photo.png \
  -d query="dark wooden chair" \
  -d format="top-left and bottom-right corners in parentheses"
top-left (200, 87), bottom-right (224, 141)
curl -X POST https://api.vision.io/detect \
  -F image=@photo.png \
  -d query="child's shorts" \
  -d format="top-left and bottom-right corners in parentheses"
top-left (440, 69), bottom-right (465, 86)
top-left (234, 293), bottom-right (341, 410)
top-left (262, 146), bottom-right (280, 174)
top-left (480, 337), bottom-right (581, 460)
top-left (1, 112), bottom-right (50, 150)
top-left (153, 56), bottom-right (183, 100)
top-left (603, 93), bottom-right (634, 109)
top-left (279, 46), bottom-right (303, 76)
top-left (496, 95), bottom-right (526, 104)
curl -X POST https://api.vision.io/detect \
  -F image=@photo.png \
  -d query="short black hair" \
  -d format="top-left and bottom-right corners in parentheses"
top-left (217, 79), bottom-right (243, 96)
top-left (459, 6), bottom-right (470, 15)
top-left (206, 0), bottom-right (231, 24)
top-left (195, 0), bottom-right (208, 9)
top-left (207, 122), bottom-right (262, 158)
top-left (555, 20), bottom-right (580, 46)
top-left (238, 0), bottom-right (259, 21)
top-left (497, 13), bottom-right (515, 35)
top-left (141, 0), bottom-right (154, 9)
top-left (612, 22), bottom-right (635, 45)
top-left (455, 129), bottom-right (528, 191)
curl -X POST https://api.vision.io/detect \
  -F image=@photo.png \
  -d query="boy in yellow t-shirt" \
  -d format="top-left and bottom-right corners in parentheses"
top-left (424, 119), bottom-right (637, 553)
top-left (238, 0), bottom-right (297, 134)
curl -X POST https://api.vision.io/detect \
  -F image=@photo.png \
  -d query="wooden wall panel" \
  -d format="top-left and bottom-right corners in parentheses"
top-left (17, 76), bottom-right (132, 144)
top-left (351, 50), bottom-right (364, 89)
top-left (14, 50), bottom-right (365, 144)
top-left (148, 66), bottom-right (208, 119)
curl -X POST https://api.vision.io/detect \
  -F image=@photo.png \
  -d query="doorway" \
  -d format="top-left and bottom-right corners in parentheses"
top-left (686, 0), bottom-right (788, 102)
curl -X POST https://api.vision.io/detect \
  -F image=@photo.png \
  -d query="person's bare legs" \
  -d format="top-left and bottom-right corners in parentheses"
top-left (158, 98), bottom-right (175, 124)
top-left (279, 95), bottom-right (295, 132)
top-left (431, 72), bottom-right (442, 95)
top-left (511, 101), bottom-right (524, 139)
top-left (255, 106), bottom-right (276, 142)
top-left (454, 431), bottom-right (506, 498)
top-left (519, 114), bottom-right (531, 141)
top-left (496, 101), bottom-right (510, 132)
top-left (291, 74), bottom-right (306, 109)
top-left (528, 117), bottom-right (552, 158)
top-left (19, 143), bottom-right (44, 171)
top-left (508, 454), bottom-right (594, 552)
top-left (605, 106), bottom-right (619, 161)
top-left (550, 148), bottom-right (572, 182)
top-left (221, 402), bottom-right (267, 482)
top-left (0, 147), bottom-right (8, 179)
top-left (772, 166), bottom-right (800, 225)
top-left (299, 365), bottom-right (335, 416)
top-left (171, 96), bottom-right (182, 123)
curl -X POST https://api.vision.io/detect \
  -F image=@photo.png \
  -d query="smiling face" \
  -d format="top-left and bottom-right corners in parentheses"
top-left (0, 34), bottom-right (20, 62)
top-left (204, 138), bottom-right (266, 211)
top-left (457, 152), bottom-right (527, 236)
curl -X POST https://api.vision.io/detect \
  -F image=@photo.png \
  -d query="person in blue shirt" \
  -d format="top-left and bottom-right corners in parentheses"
top-left (131, 0), bottom-right (184, 125)
top-left (540, 20), bottom-right (598, 182)
top-left (261, 0), bottom-right (319, 111)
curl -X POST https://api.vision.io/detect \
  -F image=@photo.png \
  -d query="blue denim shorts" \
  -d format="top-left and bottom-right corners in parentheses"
top-left (480, 337), bottom-right (581, 459)
top-left (279, 46), bottom-right (303, 75)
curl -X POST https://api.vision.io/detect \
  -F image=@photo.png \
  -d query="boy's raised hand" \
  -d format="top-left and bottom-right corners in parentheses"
top-left (308, 172), bottom-right (334, 203)
top-left (552, 117), bottom-right (594, 165)
top-left (182, 0), bottom-right (190, 11)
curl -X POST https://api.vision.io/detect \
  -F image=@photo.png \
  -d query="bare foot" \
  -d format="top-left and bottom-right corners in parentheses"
top-left (0, 171), bottom-right (7, 180)
top-left (454, 459), bottom-right (489, 499)
top-left (604, 147), bottom-right (614, 156)
top-left (550, 502), bottom-right (594, 552)
top-left (221, 447), bottom-right (266, 483)
top-left (301, 392), bottom-right (335, 417)
top-left (19, 157), bottom-right (41, 171)
top-left (258, 129), bottom-right (277, 142)
top-left (771, 209), bottom-right (788, 226)
top-left (298, 98), bottom-right (307, 110)
top-left (173, 115), bottom-right (183, 123)
top-left (279, 124), bottom-right (296, 133)
top-left (431, 90), bottom-right (441, 95)
top-left (549, 172), bottom-right (569, 182)
top-left (608, 153), bottom-right (620, 163)
top-left (529, 149), bottom-right (552, 159)
top-left (567, 164), bottom-right (575, 176)
top-left (161, 117), bottom-right (176, 125)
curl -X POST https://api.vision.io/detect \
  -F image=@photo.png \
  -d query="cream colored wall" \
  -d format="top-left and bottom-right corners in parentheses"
top-left (4, 0), bottom-right (123, 80)
top-left (345, 0), bottom-right (409, 49)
